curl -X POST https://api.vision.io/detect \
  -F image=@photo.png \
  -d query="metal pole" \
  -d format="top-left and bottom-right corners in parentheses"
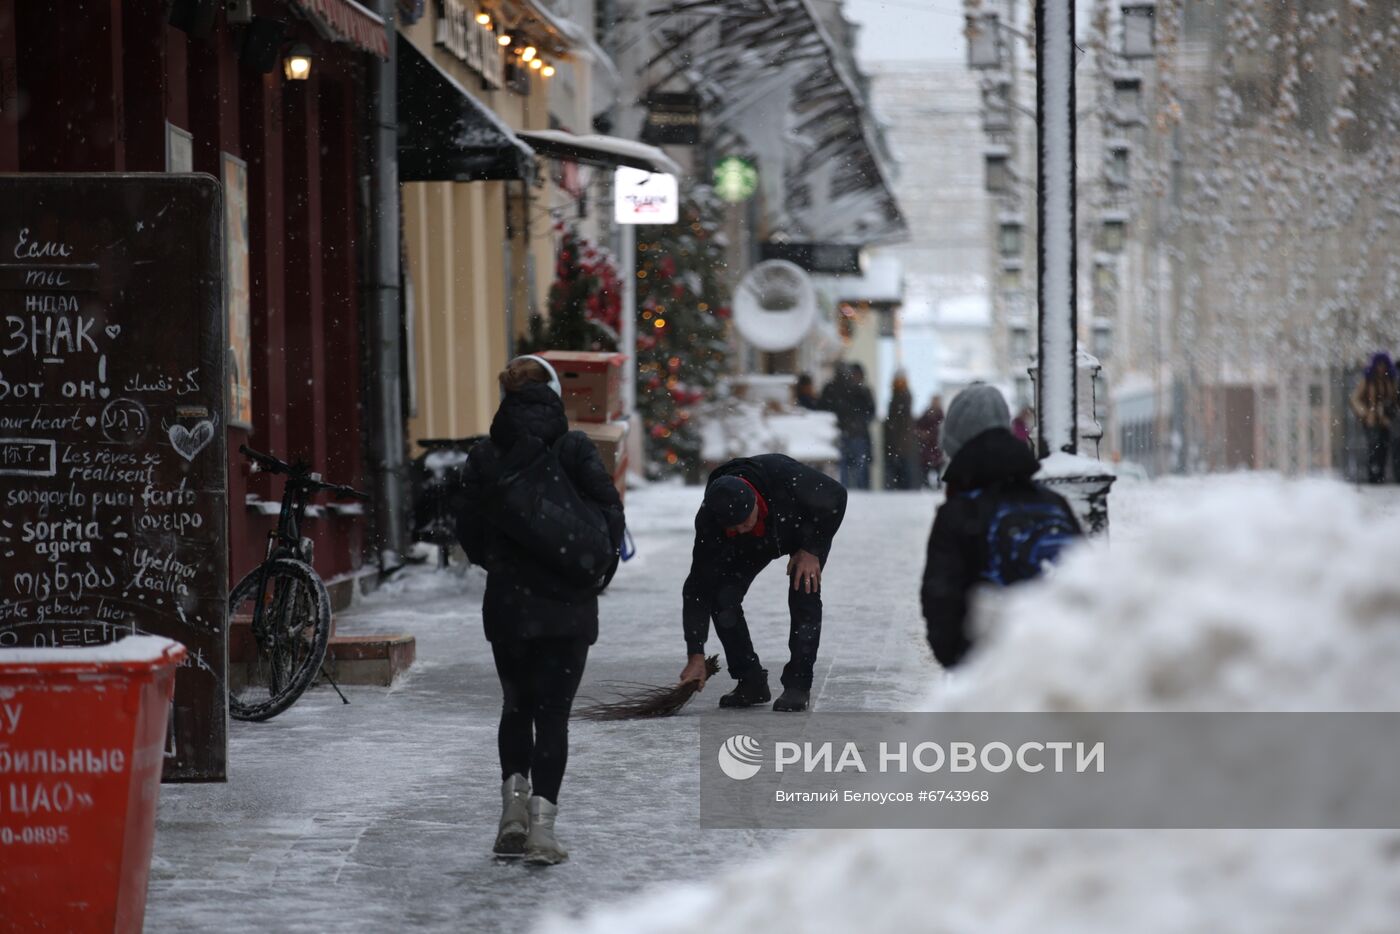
top-left (620, 222), bottom-right (637, 415)
top-left (1035, 0), bottom-right (1077, 458)
top-left (365, 6), bottom-right (407, 567)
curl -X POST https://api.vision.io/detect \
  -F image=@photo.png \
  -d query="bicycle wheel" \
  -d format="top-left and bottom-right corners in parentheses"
top-left (228, 558), bottom-right (332, 722)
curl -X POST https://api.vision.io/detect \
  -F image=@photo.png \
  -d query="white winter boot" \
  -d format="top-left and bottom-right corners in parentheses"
top-left (523, 796), bottom-right (568, 865)
top-left (493, 774), bottom-right (530, 857)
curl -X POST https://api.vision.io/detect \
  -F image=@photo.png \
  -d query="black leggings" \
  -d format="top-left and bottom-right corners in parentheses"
top-left (491, 638), bottom-right (589, 804)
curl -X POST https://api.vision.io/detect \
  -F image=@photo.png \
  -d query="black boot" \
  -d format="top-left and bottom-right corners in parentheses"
top-left (719, 670), bottom-right (771, 708)
top-left (772, 687), bottom-right (810, 712)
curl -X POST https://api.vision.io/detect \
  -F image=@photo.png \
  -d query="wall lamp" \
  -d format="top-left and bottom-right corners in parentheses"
top-left (283, 42), bottom-right (314, 81)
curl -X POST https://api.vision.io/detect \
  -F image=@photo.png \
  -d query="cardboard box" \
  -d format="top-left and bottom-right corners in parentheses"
top-left (573, 419), bottom-right (629, 501)
top-left (541, 350), bottom-right (625, 423)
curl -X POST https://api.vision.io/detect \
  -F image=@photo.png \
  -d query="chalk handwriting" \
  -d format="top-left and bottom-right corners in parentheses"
top-left (11, 229), bottom-right (73, 260)
top-left (3, 314), bottom-right (99, 358)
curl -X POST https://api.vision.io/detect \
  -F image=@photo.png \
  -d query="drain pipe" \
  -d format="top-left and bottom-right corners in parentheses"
top-left (364, 1), bottom-right (407, 569)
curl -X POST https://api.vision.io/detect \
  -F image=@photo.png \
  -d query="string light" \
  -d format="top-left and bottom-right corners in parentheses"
top-left (476, 11), bottom-right (491, 25)
top-left (529, 58), bottom-right (543, 70)
top-left (521, 46), bottom-right (537, 61)
top-left (542, 64), bottom-right (556, 77)
top-left (497, 33), bottom-right (512, 45)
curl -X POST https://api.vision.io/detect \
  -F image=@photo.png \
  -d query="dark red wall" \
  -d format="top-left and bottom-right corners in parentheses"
top-left (0, 0), bottom-right (370, 586)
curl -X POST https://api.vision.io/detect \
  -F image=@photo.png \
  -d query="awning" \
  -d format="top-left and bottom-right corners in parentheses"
top-left (644, 0), bottom-right (907, 246)
top-left (397, 34), bottom-right (535, 183)
top-left (516, 130), bottom-right (682, 176)
top-left (290, 0), bottom-right (389, 58)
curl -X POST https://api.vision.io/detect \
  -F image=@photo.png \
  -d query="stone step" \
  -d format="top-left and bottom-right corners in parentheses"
top-left (229, 619), bottom-right (415, 687)
top-left (324, 633), bottom-right (416, 686)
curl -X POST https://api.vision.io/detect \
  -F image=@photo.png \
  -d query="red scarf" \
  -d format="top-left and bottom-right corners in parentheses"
top-left (724, 478), bottom-right (768, 538)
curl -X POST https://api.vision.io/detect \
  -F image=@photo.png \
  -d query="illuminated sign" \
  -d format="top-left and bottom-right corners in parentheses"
top-left (614, 166), bottom-right (679, 225)
top-left (714, 155), bottom-right (758, 203)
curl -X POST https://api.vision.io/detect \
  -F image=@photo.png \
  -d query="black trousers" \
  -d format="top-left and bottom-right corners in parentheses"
top-left (711, 549), bottom-right (824, 691)
top-left (491, 637), bottom-right (589, 804)
top-left (1366, 426), bottom-right (1390, 484)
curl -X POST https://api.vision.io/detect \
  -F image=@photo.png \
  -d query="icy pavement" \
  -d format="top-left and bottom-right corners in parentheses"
top-left (146, 483), bottom-right (937, 932)
top-left (146, 475), bottom-right (1400, 932)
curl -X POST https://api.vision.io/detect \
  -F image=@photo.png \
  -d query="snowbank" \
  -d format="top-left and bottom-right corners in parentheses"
top-left (951, 477), bottom-right (1400, 713)
top-left (535, 478), bottom-right (1400, 934)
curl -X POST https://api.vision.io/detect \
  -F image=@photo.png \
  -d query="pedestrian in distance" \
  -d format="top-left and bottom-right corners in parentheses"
top-left (883, 373), bottom-right (918, 490)
top-left (677, 454), bottom-right (848, 712)
top-left (921, 385), bottom-right (1082, 669)
top-left (456, 355), bottom-right (625, 865)
top-left (915, 394), bottom-right (946, 488)
top-left (1012, 405), bottom-right (1035, 448)
top-left (818, 362), bottom-right (877, 489)
top-left (794, 372), bottom-right (821, 410)
top-left (1349, 352), bottom-right (1398, 484)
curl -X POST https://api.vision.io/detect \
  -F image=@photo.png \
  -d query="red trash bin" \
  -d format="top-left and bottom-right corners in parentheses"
top-left (0, 636), bottom-right (186, 933)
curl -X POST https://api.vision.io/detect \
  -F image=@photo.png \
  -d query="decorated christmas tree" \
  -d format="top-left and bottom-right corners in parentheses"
top-left (634, 189), bottom-right (730, 479)
top-left (522, 226), bottom-right (621, 353)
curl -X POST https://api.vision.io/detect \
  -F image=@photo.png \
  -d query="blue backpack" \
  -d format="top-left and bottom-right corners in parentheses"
top-left (965, 489), bottom-right (1081, 586)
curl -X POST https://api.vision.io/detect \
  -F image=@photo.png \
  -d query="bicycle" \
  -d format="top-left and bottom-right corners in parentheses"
top-left (409, 436), bottom-right (485, 570)
top-left (228, 444), bottom-right (369, 722)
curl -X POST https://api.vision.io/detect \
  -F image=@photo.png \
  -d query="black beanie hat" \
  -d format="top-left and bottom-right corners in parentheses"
top-left (705, 476), bottom-right (756, 527)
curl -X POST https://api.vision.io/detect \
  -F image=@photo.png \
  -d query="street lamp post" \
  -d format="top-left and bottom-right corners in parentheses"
top-left (1035, 0), bottom-right (1076, 460)
top-left (1034, 0), bottom-right (1117, 533)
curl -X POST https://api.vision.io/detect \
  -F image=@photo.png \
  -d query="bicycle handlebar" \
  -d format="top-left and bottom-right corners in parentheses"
top-left (238, 444), bottom-right (369, 501)
top-left (239, 444), bottom-right (289, 475)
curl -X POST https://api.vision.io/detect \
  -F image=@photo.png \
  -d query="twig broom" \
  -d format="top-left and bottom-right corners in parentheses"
top-left (573, 655), bottom-right (721, 720)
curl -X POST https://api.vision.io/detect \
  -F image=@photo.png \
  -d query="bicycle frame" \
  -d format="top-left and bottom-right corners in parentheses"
top-left (265, 475), bottom-right (314, 563)
top-left (249, 471), bottom-right (319, 691)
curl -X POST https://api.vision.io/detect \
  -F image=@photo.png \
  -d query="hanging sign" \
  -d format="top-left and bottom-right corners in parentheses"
top-left (760, 241), bottom-right (864, 275)
top-left (614, 166), bottom-right (678, 225)
top-left (641, 91), bottom-right (701, 146)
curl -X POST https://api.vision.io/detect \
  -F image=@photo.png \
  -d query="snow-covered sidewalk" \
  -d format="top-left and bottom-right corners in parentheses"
top-left (147, 483), bottom-right (940, 932)
top-left (147, 475), bottom-right (1400, 933)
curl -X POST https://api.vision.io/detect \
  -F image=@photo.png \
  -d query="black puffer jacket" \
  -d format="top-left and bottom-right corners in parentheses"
top-left (921, 428), bottom-right (1082, 668)
top-left (682, 454), bottom-right (847, 654)
top-left (457, 383), bottom-right (625, 643)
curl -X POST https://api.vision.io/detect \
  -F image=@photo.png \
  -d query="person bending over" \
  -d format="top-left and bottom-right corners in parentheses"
top-left (678, 454), bottom-right (847, 712)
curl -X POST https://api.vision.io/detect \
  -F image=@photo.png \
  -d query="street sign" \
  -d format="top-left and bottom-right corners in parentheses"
top-left (0, 174), bottom-right (229, 781)
top-left (614, 166), bottom-right (679, 225)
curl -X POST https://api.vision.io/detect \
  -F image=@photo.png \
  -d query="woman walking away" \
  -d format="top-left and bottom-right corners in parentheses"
top-left (457, 355), bottom-right (625, 865)
top-left (1350, 352), bottom-right (1398, 484)
top-left (883, 373), bottom-right (917, 490)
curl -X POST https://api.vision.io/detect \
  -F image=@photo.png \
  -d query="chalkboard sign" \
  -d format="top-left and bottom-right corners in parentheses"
top-left (0, 175), bottom-right (228, 782)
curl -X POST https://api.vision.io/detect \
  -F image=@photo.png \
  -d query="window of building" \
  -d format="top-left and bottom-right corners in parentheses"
top-left (999, 221), bottom-right (1023, 258)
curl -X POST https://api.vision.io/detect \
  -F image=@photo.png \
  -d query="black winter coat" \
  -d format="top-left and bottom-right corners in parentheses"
top-left (682, 454), bottom-right (847, 654)
top-left (921, 428), bottom-right (1081, 668)
top-left (819, 376), bottom-right (876, 441)
top-left (457, 384), bottom-right (625, 644)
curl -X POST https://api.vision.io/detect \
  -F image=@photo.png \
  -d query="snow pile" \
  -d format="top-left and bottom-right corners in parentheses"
top-left (535, 478), bottom-right (1400, 934)
top-left (954, 477), bottom-right (1400, 712)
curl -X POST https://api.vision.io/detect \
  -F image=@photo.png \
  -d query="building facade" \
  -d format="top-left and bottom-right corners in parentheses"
top-left (2, 0), bottom-right (390, 585)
